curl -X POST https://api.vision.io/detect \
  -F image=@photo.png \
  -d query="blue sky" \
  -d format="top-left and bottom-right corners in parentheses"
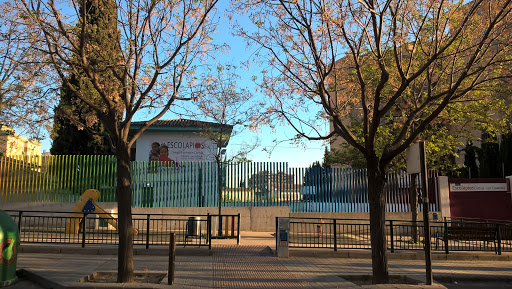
top-left (38, 1), bottom-right (328, 168)
top-left (197, 3), bottom-right (328, 167)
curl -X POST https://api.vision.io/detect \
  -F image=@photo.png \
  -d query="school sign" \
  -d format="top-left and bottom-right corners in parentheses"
top-left (130, 119), bottom-right (233, 162)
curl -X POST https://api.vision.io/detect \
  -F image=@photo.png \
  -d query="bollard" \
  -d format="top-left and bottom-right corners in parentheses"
top-left (168, 232), bottom-right (176, 285)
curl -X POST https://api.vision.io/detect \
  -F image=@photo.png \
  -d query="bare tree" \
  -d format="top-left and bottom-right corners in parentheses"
top-left (19, 0), bottom-right (219, 282)
top-left (236, 0), bottom-right (512, 283)
top-left (191, 64), bottom-right (259, 215)
top-left (0, 1), bottom-right (52, 141)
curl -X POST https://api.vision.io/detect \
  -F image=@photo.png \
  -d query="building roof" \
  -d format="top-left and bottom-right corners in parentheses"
top-left (130, 118), bottom-right (233, 133)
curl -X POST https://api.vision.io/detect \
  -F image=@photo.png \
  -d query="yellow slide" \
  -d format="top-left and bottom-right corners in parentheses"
top-left (65, 189), bottom-right (138, 235)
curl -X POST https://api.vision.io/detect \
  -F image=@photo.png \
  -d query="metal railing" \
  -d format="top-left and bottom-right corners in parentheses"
top-left (278, 217), bottom-right (512, 254)
top-left (6, 210), bottom-right (240, 249)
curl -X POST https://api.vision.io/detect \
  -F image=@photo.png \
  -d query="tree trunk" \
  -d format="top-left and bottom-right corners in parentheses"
top-left (410, 174), bottom-right (419, 243)
top-left (115, 144), bottom-right (134, 283)
top-left (367, 160), bottom-right (389, 284)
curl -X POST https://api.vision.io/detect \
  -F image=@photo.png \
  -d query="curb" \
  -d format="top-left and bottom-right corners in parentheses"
top-left (18, 269), bottom-right (172, 289)
top-left (20, 244), bottom-right (512, 261)
top-left (434, 275), bottom-right (512, 282)
top-left (284, 249), bottom-right (512, 261)
top-left (18, 245), bottom-right (211, 256)
top-left (17, 269), bottom-right (63, 289)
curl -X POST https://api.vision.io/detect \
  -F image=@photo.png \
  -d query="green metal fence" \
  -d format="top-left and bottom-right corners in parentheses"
top-left (0, 155), bottom-right (439, 212)
top-left (0, 155), bottom-right (116, 203)
top-left (131, 161), bottom-right (218, 208)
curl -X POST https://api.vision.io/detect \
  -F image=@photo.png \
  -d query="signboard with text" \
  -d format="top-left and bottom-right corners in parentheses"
top-left (449, 182), bottom-right (508, 192)
top-left (448, 178), bottom-right (512, 221)
top-left (135, 132), bottom-right (218, 162)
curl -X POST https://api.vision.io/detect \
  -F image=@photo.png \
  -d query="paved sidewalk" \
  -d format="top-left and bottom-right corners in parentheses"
top-left (12, 232), bottom-right (512, 289)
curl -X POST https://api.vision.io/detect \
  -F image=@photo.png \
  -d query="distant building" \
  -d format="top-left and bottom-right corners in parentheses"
top-left (247, 171), bottom-right (296, 191)
top-left (130, 119), bottom-right (233, 162)
top-left (0, 127), bottom-right (41, 156)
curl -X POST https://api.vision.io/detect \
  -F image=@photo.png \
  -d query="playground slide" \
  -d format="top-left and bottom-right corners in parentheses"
top-left (65, 189), bottom-right (138, 235)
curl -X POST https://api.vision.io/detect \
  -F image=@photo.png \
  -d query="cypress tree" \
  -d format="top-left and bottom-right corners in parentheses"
top-left (479, 133), bottom-right (501, 178)
top-left (500, 133), bottom-right (512, 177)
top-left (51, 0), bottom-right (120, 155)
top-left (462, 141), bottom-right (479, 178)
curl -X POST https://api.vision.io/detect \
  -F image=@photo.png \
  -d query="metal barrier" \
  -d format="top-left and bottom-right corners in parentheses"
top-left (278, 217), bottom-right (512, 254)
top-left (5, 210), bottom-right (241, 249)
top-left (0, 155), bottom-right (440, 213)
top-left (209, 214), bottom-right (241, 245)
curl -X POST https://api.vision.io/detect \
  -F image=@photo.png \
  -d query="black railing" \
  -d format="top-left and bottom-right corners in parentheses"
top-left (278, 217), bottom-right (512, 254)
top-left (6, 210), bottom-right (241, 249)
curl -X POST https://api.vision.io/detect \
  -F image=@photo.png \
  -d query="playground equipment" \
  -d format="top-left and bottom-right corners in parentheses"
top-left (65, 189), bottom-right (138, 235)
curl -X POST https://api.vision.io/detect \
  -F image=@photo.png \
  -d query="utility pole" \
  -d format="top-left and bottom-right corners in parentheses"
top-left (419, 141), bottom-right (433, 285)
top-left (407, 141), bottom-right (433, 285)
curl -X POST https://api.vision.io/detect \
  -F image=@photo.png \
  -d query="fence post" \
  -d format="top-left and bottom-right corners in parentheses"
top-left (224, 216), bottom-right (229, 237)
top-left (390, 220), bottom-right (394, 253)
top-left (496, 224), bottom-right (502, 255)
top-left (275, 217), bottom-right (278, 252)
top-left (231, 216), bottom-right (235, 237)
top-left (219, 215), bottom-right (223, 237)
top-left (17, 211), bottom-right (23, 234)
top-left (207, 213), bottom-right (211, 251)
top-left (82, 214), bottom-right (87, 248)
top-left (168, 232), bottom-right (176, 285)
top-left (198, 164), bottom-right (203, 207)
top-left (444, 219), bottom-right (449, 254)
top-left (333, 219), bottom-right (337, 252)
top-left (146, 214), bottom-right (151, 249)
top-left (237, 213), bottom-right (241, 245)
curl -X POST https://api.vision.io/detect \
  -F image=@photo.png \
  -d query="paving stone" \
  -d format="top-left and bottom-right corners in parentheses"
top-left (14, 232), bottom-right (512, 289)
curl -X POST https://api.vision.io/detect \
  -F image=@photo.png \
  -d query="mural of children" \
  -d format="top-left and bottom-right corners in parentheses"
top-left (159, 145), bottom-right (175, 167)
top-left (148, 152), bottom-right (160, 172)
top-left (149, 152), bottom-right (159, 162)
top-left (149, 142), bottom-right (160, 161)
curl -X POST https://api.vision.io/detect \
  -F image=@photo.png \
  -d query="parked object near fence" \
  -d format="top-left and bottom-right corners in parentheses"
top-left (0, 155), bottom-right (439, 213)
top-left (435, 224), bottom-right (498, 253)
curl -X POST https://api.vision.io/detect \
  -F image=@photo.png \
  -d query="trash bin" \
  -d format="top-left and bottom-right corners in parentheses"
top-left (0, 210), bottom-right (20, 287)
top-left (187, 217), bottom-right (201, 237)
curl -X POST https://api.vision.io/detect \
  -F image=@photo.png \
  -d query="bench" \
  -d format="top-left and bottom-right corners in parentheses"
top-left (435, 225), bottom-right (498, 252)
top-left (499, 225), bottom-right (512, 240)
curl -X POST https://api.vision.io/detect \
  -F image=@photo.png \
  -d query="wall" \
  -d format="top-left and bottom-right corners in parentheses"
top-left (446, 178), bottom-right (512, 221)
top-left (291, 212), bottom-right (436, 222)
top-left (0, 200), bottom-right (446, 231)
